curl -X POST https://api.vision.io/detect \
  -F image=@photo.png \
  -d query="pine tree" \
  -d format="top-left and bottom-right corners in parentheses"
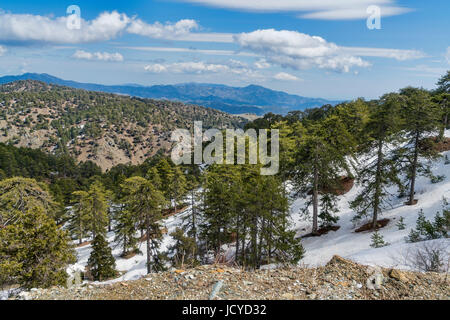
top-left (113, 204), bottom-right (140, 256)
top-left (350, 93), bottom-right (404, 229)
top-left (370, 230), bottom-right (389, 248)
top-left (87, 234), bottom-right (117, 281)
top-left (169, 228), bottom-right (199, 268)
top-left (155, 158), bottom-right (187, 214)
top-left (432, 92), bottom-right (449, 142)
top-left (69, 190), bottom-right (90, 245)
top-left (397, 87), bottom-right (441, 205)
top-left (121, 176), bottom-right (167, 273)
top-left (199, 165), bottom-right (304, 269)
top-left (0, 177), bottom-right (58, 225)
top-left (0, 178), bottom-right (75, 289)
top-left (72, 181), bottom-right (110, 239)
top-left (292, 115), bottom-right (355, 233)
top-left (396, 216), bottom-right (406, 230)
top-left (199, 164), bottom-right (238, 255)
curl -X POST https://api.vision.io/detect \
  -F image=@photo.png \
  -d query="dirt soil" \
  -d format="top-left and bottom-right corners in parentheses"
top-left (355, 219), bottom-right (390, 233)
top-left (12, 256), bottom-right (449, 300)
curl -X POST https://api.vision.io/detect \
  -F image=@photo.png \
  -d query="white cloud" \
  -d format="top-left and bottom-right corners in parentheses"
top-left (0, 46), bottom-right (6, 56)
top-left (339, 47), bottom-right (426, 60)
top-left (73, 50), bottom-right (124, 62)
top-left (127, 18), bottom-right (234, 42)
top-left (0, 11), bottom-right (225, 45)
top-left (127, 19), bottom-right (199, 39)
top-left (254, 59), bottom-right (271, 69)
top-left (179, 0), bottom-right (411, 20)
top-left (144, 59), bottom-right (258, 76)
top-left (403, 64), bottom-right (448, 76)
top-left (0, 11), bottom-right (130, 44)
top-left (446, 47), bottom-right (450, 64)
top-left (121, 46), bottom-right (256, 56)
top-left (299, 6), bottom-right (412, 20)
top-left (273, 72), bottom-right (301, 81)
top-left (234, 29), bottom-right (370, 73)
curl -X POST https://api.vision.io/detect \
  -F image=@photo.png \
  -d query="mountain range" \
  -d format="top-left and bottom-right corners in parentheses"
top-left (0, 73), bottom-right (341, 115)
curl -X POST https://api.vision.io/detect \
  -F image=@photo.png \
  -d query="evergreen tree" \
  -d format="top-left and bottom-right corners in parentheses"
top-left (121, 176), bottom-right (167, 273)
top-left (432, 92), bottom-right (449, 141)
top-left (155, 158), bottom-right (187, 214)
top-left (113, 204), bottom-right (140, 256)
top-left (396, 216), bottom-right (406, 230)
top-left (75, 181), bottom-right (110, 239)
top-left (199, 164), bottom-right (238, 255)
top-left (168, 227), bottom-right (199, 268)
top-left (199, 165), bottom-right (304, 269)
top-left (0, 177), bottom-right (58, 225)
top-left (292, 115), bottom-right (355, 233)
top-left (435, 70), bottom-right (450, 94)
top-left (350, 94), bottom-right (404, 229)
top-left (397, 88), bottom-right (441, 205)
top-left (0, 178), bottom-right (75, 289)
top-left (370, 230), bottom-right (389, 248)
top-left (68, 190), bottom-right (90, 244)
top-left (87, 234), bottom-right (117, 281)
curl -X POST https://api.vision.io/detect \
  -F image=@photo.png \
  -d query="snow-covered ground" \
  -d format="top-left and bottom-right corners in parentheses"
top-left (67, 131), bottom-right (450, 282)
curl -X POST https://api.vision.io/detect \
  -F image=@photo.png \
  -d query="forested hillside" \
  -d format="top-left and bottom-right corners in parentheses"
top-left (0, 80), bottom-right (245, 170)
top-left (1, 71), bottom-right (449, 296)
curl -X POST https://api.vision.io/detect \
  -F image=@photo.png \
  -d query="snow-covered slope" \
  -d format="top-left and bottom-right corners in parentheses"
top-left (68, 132), bottom-right (450, 283)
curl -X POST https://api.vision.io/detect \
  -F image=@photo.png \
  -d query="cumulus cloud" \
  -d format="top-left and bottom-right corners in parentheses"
top-left (0, 45), bottom-right (6, 56)
top-left (0, 11), bottom-right (130, 44)
top-left (144, 59), bottom-right (258, 76)
top-left (0, 11), bottom-right (210, 45)
top-left (127, 19), bottom-right (199, 39)
top-left (273, 72), bottom-right (301, 81)
top-left (234, 29), bottom-right (370, 73)
top-left (72, 50), bottom-right (124, 62)
top-left (179, 0), bottom-right (411, 20)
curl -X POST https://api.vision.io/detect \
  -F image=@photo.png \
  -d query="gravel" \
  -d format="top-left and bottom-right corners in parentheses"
top-left (11, 256), bottom-right (450, 300)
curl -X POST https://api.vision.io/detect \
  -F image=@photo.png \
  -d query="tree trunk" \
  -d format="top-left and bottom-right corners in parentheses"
top-left (439, 99), bottom-right (448, 141)
top-left (191, 188), bottom-right (196, 240)
top-left (146, 215), bottom-right (152, 274)
top-left (79, 216), bottom-right (83, 245)
top-left (312, 161), bottom-right (319, 234)
top-left (235, 212), bottom-right (240, 264)
top-left (408, 132), bottom-right (420, 205)
top-left (372, 138), bottom-right (384, 230)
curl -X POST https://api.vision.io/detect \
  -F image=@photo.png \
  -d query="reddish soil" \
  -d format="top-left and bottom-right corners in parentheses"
top-left (139, 227), bottom-right (169, 242)
top-left (404, 199), bottom-right (418, 206)
top-left (308, 176), bottom-right (355, 196)
top-left (162, 204), bottom-right (189, 218)
top-left (420, 137), bottom-right (450, 153)
top-left (76, 241), bottom-right (91, 248)
top-left (302, 225), bottom-right (341, 238)
top-left (355, 218), bottom-right (390, 233)
top-left (121, 251), bottom-right (138, 259)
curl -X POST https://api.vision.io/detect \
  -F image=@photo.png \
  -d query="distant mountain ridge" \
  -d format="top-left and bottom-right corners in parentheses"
top-left (0, 73), bottom-right (341, 115)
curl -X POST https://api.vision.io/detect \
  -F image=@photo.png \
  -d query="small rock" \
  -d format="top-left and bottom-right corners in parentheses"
top-left (389, 269), bottom-right (407, 282)
top-left (366, 272), bottom-right (384, 290)
top-left (281, 293), bottom-right (294, 299)
top-left (209, 280), bottom-right (224, 300)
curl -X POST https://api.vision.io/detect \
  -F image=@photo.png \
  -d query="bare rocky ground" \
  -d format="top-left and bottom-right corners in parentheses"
top-left (12, 256), bottom-right (449, 300)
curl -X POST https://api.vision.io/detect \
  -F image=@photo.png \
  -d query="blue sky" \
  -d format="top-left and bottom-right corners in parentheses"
top-left (0, 0), bottom-right (448, 100)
